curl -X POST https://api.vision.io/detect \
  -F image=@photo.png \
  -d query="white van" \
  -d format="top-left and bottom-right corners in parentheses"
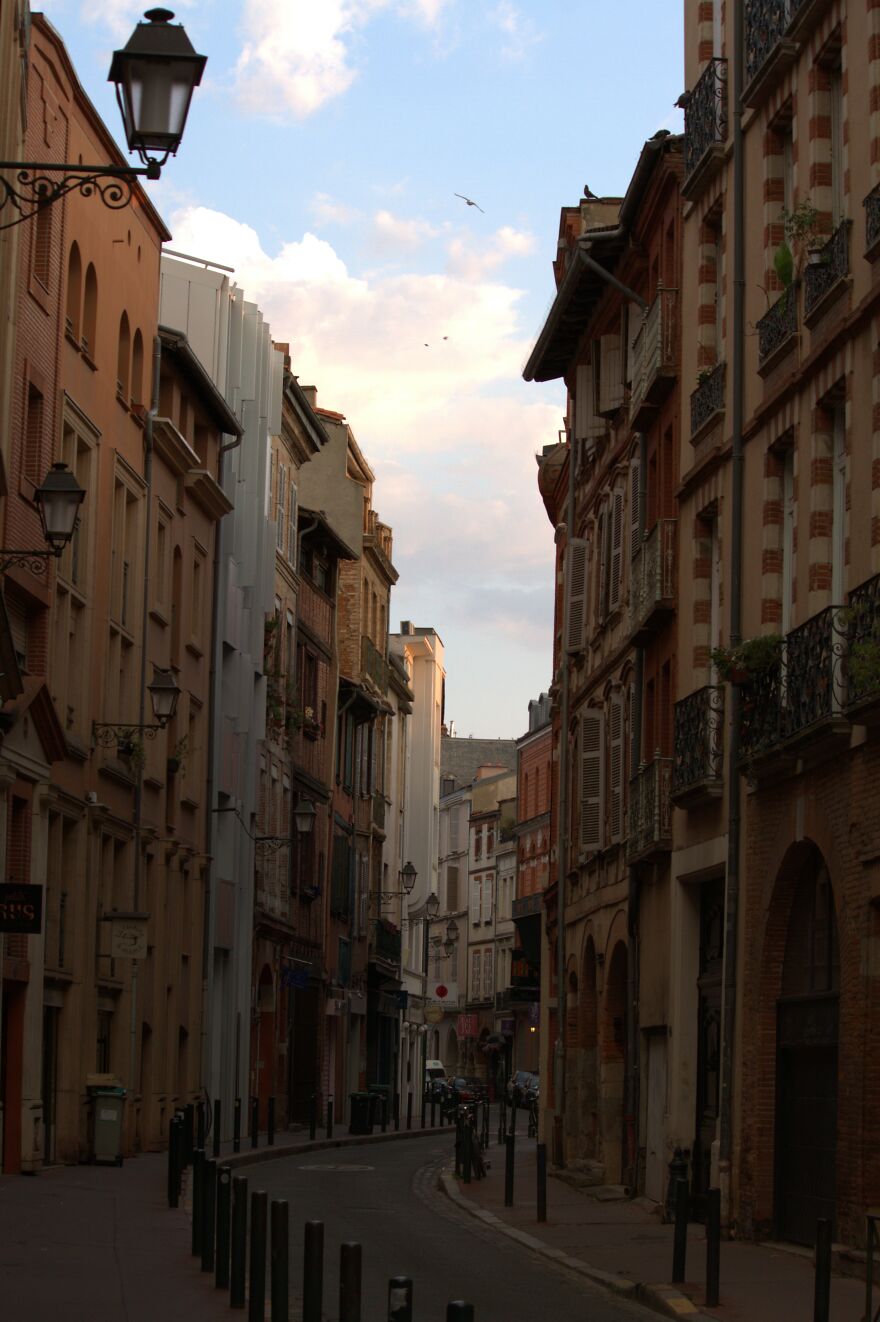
top-left (424, 1059), bottom-right (446, 1097)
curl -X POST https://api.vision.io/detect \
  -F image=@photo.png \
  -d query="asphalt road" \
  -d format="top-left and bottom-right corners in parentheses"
top-left (238, 1134), bottom-right (649, 1322)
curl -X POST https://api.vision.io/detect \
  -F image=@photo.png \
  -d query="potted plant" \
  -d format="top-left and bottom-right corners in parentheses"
top-left (772, 199), bottom-right (820, 306)
top-left (710, 634), bottom-right (784, 683)
top-left (166, 736), bottom-right (188, 777)
top-left (118, 733), bottom-right (146, 771)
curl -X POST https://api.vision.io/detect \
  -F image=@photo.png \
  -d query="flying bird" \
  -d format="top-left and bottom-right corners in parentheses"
top-left (455, 193), bottom-right (485, 213)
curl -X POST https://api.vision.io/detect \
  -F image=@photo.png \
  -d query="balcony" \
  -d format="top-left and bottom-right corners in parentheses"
top-left (629, 519), bottom-right (676, 644)
top-left (786, 0), bottom-right (835, 40)
top-left (630, 289), bottom-right (677, 427)
top-left (626, 757), bottom-right (673, 864)
top-left (740, 608), bottom-right (849, 779)
top-left (361, 635), bottom-right (388, 694)
top-left (672, 686), bottom-right (725, 808)
top-left (743, 0), bottom-right (798, 108)
top-left (846, 572), bottom-right (880, 729)
top-left (690, 361), bottom-right (726, 441)
top-left (864, 184), bottom-right (880, 259)
top-left (683, 59), bottom-right (728, 200)
top-left (756, 284), bottom-right (798, 370)
top-left (372, 918), bottom-right (402, 967)
top-left (803, 221), bottom-right (851, 323)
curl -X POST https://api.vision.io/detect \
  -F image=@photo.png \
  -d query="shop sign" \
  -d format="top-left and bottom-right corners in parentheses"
top-left (107, 913), bottom-right (148, 960)
top-left (0, 883), bottom-right (42, 934)
top-left (457, 1012), bottom-right (478, 1038)
top-left (425, 1006), bottom-right (444, 1024)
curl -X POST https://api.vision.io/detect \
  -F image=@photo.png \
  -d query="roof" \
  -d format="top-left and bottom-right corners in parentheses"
top-left (298, 506), bottom-right (358, 561)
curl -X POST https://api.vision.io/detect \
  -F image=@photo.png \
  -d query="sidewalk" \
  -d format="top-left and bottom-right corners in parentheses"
top-left (440, 1136), bottom-right (878, 1322)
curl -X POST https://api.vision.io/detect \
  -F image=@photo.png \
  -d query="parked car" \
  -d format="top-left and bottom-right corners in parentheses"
top-left (506, 1070), bottom-right (536, 1108)
top-left (424, 1059), bottom-right (446, 1100)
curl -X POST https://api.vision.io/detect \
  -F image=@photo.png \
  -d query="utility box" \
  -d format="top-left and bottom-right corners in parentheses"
top-left (88, 1085), bottom-right (126, 1165)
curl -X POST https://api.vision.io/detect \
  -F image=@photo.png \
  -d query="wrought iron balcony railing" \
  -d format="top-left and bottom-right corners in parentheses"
top-left (756, 284), bottom-right (798, 365)
top-left (846, 572), bottom-right (880, 713)
top-left (684, 59), bottom-right (728, 184)
top-left (630, 519), bottom-right (676, 640)
top-left (373, 918), bottom-right (402, 965)
top-left (690, 361), bottom-right (726, 438)
top-left (626, 757), bottom-right (673, 863)
top-left (865, 184), bottom-right (880, 255)
top-left (362, 634), bottom-right (388, 693)
top-left (672, 685), bottom-right (725, 804)
top-left (630, 288), bottom-right (677, 422)
top-left (803, 221), bottom-right (851, 319)
top-left (745, 0), bottom-right (792, 86)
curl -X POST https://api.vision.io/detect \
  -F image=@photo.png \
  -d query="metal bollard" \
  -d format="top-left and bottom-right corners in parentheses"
top-left (706, 1186), bottom-right (721, 1306)
top-left (388, 1275), bottom-right (414, 1322)
top-left (270, 1199), bottom-right (288, 1322)
top-left (168, 1116), bottom-right (181, 1208)
top-left (303, 1220), bottom-right (324, 1322)
top-left (339, 1241), bottom-right (362, 1322)
top-left (184, 1102), bottom-right (195, 1165)
top-left (463, 1119), bottom-right (472, 1185)
top-left (381, 1095), bottom-right (388, 1133)
top-left (666, 1146), bottom-right (688, 1222)
top-left (230, 1175), bottom-right (248, 1310)
top-left (672, 1177), bottom-right (689, 1284)
top-left (201, 1158), bottom-right (217, 1272)
top-left (213, 1097), bottom-right (221, 1158)
top-left (504, 1134), bottom-right (515, 1207)
top-left (327, 1097), bottom-right (334, 1139)
top-left (406, 1092), bottom-right (413, 1131)
top-left (192, 1148), bottom-right (205, 1256)
top-left (196, 1100), bottom-right (206, 1153)
top-left (430, 1096), bottom-right (436, 1128)
top-left (215, 1164), bottom-right (232, 1290)
top-left (248, 1190), bottom-right (267, 1322)
top-left (233, 1097), bottom-right (241, 1154)
top-left (537, 1142), bottom-right (547, 1223)
top-left (483, 1102), bottom-right (490, 1149)
top-left (250, 1095), bottom-right (259, 1150)
top-left (267, 1095), bottom-right (275, 1147)
top-left (309, 1093), bottom-right (317, 1142)
top-left (498, 1098), bottom-right (506, 1145)
top-left (447, 1305), bottom-right (475, 1321)
top-left (509, 1103), bottom-right (516, 1139)
top-left (814, 1218), bottom-right (832, 1322)
top-left (174, 1114), bottom-right (186, 1198)
top-left (394, 1092), bottom-right (400, 1132)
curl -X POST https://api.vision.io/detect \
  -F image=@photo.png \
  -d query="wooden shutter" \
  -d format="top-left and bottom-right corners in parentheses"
top-left (566, 537), bottom-right (589, 654)
top-left (629, 449), bottom-right (642, 559)
top-left (483, 947), bottom-right (494, 999)
top-left (597, 510), bottom-right (608, 620)
top-left (481, 875), bottom-right (493, 923)
top-left (470, 877), bottom-right (481, 926)
top-left (574, 362), bottom-right (604, 443)
top-left (579, 707), bottom-right (605, 853)
top-left (447, 864), bottom-right (459, 911)
top-left (627, 302), bottom-right (643, 387)
top-left (598, 334), bottom-right (624, 414)
top-left (472, 949), bottom-right (481, 999)
top-left (609, 692), bottom-right (624, 843)
top-left (609, 487), bottom-right (624, 611)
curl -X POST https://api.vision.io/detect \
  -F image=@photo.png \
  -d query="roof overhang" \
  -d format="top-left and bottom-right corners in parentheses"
top-left (523, 232), bottom-right (628, 383)
top-left (159, 326), bottom-right (243, 437)
top-left (299, 507), bottom-right (357, 562)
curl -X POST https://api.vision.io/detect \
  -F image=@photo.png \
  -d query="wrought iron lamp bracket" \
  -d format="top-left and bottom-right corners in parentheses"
top-left (254, 835), bottom-right (292, 856)
top-left (0, 159), bottom-right (164, 232)
top-left (0, 548), bottom-right (62, 574)
top-left (92, 721), bottom-right (165, 748)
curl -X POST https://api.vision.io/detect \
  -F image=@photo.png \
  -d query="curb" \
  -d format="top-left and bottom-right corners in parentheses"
top-left (221, 1123), bottom-right (448, 1171)
top-left (439, 1170), bottom-right (715, 1322)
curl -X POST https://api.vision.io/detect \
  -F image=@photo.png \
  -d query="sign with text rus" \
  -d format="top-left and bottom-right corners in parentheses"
top-left (0, 883), bottom-right (43, 934)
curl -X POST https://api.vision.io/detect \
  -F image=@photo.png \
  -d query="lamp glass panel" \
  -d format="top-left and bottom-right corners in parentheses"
top-left (123, 58), bottom-right (197, 149)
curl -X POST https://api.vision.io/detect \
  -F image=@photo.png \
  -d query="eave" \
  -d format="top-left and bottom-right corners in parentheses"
top-left (184, 469), bottom-right (234, 521)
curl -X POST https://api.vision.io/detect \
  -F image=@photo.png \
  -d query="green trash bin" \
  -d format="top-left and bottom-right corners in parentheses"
top-left (349, 1092), bottom-right (372, 1136)
top-left (89, 1085), bottom-right (126, 1165)
top-left (368, 1085), bottom-right (390, 1126)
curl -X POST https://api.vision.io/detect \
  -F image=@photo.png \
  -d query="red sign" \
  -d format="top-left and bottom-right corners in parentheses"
top-left (435, 984), bottom-right (448, 999)
top-left (457, 1013), bottom-right (479, 1038)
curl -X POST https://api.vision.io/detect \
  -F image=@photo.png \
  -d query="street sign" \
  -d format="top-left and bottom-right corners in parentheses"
top-left (425, 1006), bottom-right (444, 1024)
top-left (0, 883), bottom-right (42, 934)
top-left (457, 1012), bottom-right (479, 1038)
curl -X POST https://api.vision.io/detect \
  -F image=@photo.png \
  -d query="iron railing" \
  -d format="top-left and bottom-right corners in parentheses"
top-left (846, 572), bottom-right (880, 710)
top-left (672, 686), bottom-right (725, 798)
top-left (864, 184), bottom-right (880, 253)
top-left (630, 288), bottom-right (677, 419)
top-left (756, 285), bottom-right (798, 364)
top-left (690, 361), bottom-right (726, 437)
top-left (626, 757), bottom-right (673, 862)
top-left (745, 0), bottom-right (792, 85)
top-left (803, 221), bottom-right (851, 317)
top-left (361, 635), bottom-right (388, 693)
top-left (684, 58), bottom-right (728, 182)
top-left (630, 519), bottom-right (676, 635)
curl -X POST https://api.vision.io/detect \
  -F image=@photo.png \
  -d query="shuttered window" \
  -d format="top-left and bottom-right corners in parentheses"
top-left (566, 537), bottom-right (588, 654)
top-left (609, 692), bottom-right (624, 844)
top-left (481, 875), bottom-right (493, 924)
top-left (609, 487), bottom-right (624, 611)
top-left (470, 877), bottom-right (481, 926)
top-left (483, 947), bottom-right (494, 999)
top-left (276, 465), bottom-right (286, 550)
top-left (574, 362), bottom-right (604, 446)
top-left (471, 949), bottom-right (481, 999)
top-left (629, 449), bottom-right (642, 560)
top-left (579, 708), bottom-right (605, 853)
top-left (447, 864), bottom-right (459, 911)
top-left (597, 509), bottom-right (608, 620)
top-left (598, 333), bottom-right (624, 415)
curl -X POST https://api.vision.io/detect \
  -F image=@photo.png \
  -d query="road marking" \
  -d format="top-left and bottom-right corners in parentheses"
top-left (297, 1163), bottom-right (376, 1172)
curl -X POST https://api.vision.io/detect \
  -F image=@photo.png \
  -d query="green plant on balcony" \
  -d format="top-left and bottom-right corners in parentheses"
top-left (772, 200), bottom-right (820, 305)
top-left (166, 735), bottom-right (188, 777)
top-left (710, 634), bottom-right (783, 683)
top-left (849, 635), bottom-right (880, 698)
top-left (117, 734), bottom-right (146, 771)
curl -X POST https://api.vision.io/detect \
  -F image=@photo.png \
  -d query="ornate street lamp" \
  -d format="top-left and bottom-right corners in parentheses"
top-left (93, 665), bottom-right (181, 747)
top-left (0, 10), bottom-right (206, 229)
top-left (443, 917), bottom-right (459, 958)
top-left (0, 462), bottom-right (86, 572)
top-left (255, 795), bottom-right (317, 856)
top-left (374, 860), bottom-right (418, 905)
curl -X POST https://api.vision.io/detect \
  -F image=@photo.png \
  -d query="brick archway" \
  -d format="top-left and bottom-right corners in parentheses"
top-left (601, 940), bottom-right (628, 1183)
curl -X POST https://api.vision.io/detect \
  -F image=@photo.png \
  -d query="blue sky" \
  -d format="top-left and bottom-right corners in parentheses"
top-left (40, 0), bottom-right (683, 737)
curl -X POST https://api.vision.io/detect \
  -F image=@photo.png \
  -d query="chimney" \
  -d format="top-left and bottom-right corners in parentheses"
top-left (399, 620), bottom-right (415, 635)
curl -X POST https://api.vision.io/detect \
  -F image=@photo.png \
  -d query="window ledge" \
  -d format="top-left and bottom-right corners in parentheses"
top-left (149, 606), bottom-right (169, 628)
top-left (185, 638), bottom-right (204, 660)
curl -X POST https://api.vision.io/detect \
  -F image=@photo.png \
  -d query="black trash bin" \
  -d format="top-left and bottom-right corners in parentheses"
top-left (368, 1085), bottom-right (390, 1126)
top-left (349, 1092), bottom-right (373, 1136)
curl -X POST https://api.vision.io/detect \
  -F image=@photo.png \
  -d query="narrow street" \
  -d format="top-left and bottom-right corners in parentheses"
top-left (237, 1133), bottom-right (647, 1322)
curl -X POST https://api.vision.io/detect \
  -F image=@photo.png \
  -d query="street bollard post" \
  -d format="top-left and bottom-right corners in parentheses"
top-left (498, 1097), bottom-right (506, 1145)
top-left (537, 1142), bottom-right (548, 1223)
top-left (196, 1100), bottom-right (206, 1153)
top-left (248, 1190), bottom-right (267, 1322)
top-left (813, 1218), bottom-right (832, 1322)
top-left (270, 1198), bottom-right (288, 1322)
top-left (309, 1092), bottom-right (317, 1142)
top-left (672, 1177), bottom-right (689, 1284)
top-left (167, 1116), bottom-right (180, 1208)
top-left (191, 1148), bottom-right (205, 1256)
top-left (250, 1095), bottom-right (259, 1150)
top-left (327, 1096), bottom-right (334, 1139)
top-left (509, 1103), bottom-right (516, 1139)
top-left (215, 1164), bottom-right (232, 1290)
top-left (394, 1092), bottom-right (400, 1132)
top-left (183, 1102), bottom-right (195, 1165)
top-left (174, 1114), bottom-right (186, 1198)
top-left (339, 1241), bottom-right (362, 1322)
top-left (267, 1095), bottom-right (275, 1147)
top-left (706, 1186), bottom-right (721, 1306)
top-left (201, 1158), bottom-right (217, 1273)
top-left (483, 1102), bottom-right (490, 1149)
top-left (447, 1305), bottom-right (475, 1321)
top-left (303, 1220), bottom-right (324, 1322)
top-left (381, 1094), bottom-right (388, 1133)
top-left (463, 1118), bottom-right (472, 1184)
top-left (230, 1175), bottom-right (248, 1310)
top-left (430, 1095), bottom-right (436, 1127)
top-left (504, 1134), bottom-right (515, 1207)
top-left (388, 1275), bottom-right (414, 1322)
top-left (233, 1097), bottom-right (241, 1153)
top-left (212, 1097), bottom-right (221, 1158)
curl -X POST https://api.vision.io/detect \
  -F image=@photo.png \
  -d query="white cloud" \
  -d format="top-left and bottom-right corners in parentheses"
top-left (446, 225), bottom-right (535, 281)
top-left (311, 193), bottom-right (364, 228)
top-left (369, 209), bottom-right (442, 253)
top-left (489, 1), bottom-right (541, 62)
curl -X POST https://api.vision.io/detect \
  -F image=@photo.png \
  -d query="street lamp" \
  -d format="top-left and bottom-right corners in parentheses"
top-left (92, 665), bottom-right (181, 747)
top-left (255, 794), bottom-right (317, 856)
top-left (0, 462), bottom-right (86, 572)
top-left (443, 918), bottom-right (459, 959)
top-left (374, 859), bottom-right (419, 904)
top-left (0, 9), bottom-right (206, 230)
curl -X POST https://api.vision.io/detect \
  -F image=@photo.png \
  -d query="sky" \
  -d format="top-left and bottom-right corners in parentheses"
top-left (39, 0), bottom-right (683, 738)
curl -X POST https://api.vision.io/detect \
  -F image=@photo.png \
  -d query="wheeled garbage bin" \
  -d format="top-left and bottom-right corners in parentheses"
top-left (349, 1091), bottom-right (373, 1136)
top-left (89, 1085), bottom-right (126, 1165)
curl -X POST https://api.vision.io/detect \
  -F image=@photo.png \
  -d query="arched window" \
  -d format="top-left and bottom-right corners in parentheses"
top-left (65, 243), bottom-right (82, 340)
top-left (117, 312), bottom-right (131, 401)
top-left (82, 265), bottom-right (98, 358)
top-left (131, 329), bottom-right (144, 408)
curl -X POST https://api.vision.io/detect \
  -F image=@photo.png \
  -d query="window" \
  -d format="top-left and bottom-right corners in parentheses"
top-left (471, 949), bottom-right (481, 1000)
top-left (608, 486), bottom-right (624, 612)
top-left (96, 1011), bottom-right (113, 1073)
top-left (447, 864), bottom-right (459, 911)
top-left (831, 404), bottom-right (846, 603)
top-left (287, 479), bottom-right (298, 563)
top-left (579, 707), bottom-right (605, 854)
top-left (470, 876), bottom-right (481, 926)
top-left (82, 265), bottom-right (97, 358)
top-left (117, 313), bottom-right (131, 402)
top-left (23, 380), bottom-right (44, 487)
top-left (481, 875), bottom-right (493, 924)
top-left (830, 60), bottom-right (844, 227)
top-left (609, 691), bottom-right (624, 844)
top-left (65, 242), bottom-right (81, 339)
top-left (566, 538), bottom-right (588, 654)
top-left (276, 463), bottom-right (286, 551)
top-left (782, 449), bottom-right (795, 634)
top-left (483, 947), bottom-right (494, 999)
top-left (474, 825), bottom-right (483, 860)
top-left (131, 330), bottom-right (144, 408)
top-left (190, 543), bottom-right (207, 647)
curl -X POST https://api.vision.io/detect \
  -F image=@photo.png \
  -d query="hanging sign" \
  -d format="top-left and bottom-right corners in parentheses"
top-left (0, 883), bottom-right (42, 934)
top-left (104, 912), bottom-right (148, 960)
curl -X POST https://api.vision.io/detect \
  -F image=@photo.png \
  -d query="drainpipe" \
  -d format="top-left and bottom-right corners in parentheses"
top-left (719, 0), bottom-right (745, 1226)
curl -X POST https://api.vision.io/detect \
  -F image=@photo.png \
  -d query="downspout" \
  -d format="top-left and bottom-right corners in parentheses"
top-left (553, 444), bottom-right (575, 1164)
top-left (719, 0), bottom-right (745, 1225)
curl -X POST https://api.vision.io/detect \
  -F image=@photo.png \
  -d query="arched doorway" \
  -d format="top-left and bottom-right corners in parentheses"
top-left (775, 856), bottom-right (839, 1243)
top-left (602, 941), bottom-right (628, 1183)
top-left (581, 939), bottom-right (598, 1157)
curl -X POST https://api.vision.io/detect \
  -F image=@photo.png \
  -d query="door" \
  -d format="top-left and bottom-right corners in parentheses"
top-left (643, 1031), bottom-right (667, 1203)
top-left (693, 877), bottom-right (724, 1214)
